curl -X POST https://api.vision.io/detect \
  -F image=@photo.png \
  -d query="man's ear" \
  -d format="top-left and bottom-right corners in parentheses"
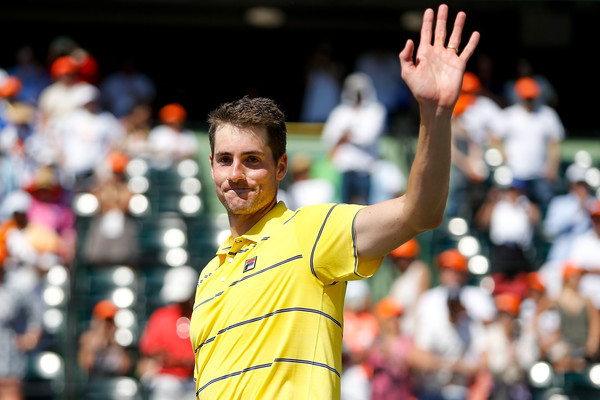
top-left (276, 153), bottom-right (288, 182)
top-left (209, 154), bottom-right (214, 180)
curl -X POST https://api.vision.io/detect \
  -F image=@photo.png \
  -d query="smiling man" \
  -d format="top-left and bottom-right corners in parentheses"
top-left (189, 4), bottom-right (480, 399)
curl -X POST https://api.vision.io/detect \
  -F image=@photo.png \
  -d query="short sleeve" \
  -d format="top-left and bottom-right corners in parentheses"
top-left (294, 203), bottom-right (384, 285)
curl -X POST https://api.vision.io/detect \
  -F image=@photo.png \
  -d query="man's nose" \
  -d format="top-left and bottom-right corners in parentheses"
top-left (229, 159), bottom-right (245, 181)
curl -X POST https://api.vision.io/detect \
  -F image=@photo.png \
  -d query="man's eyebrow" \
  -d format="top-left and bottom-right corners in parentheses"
top-left (214, 150), bottom-right (266, 157)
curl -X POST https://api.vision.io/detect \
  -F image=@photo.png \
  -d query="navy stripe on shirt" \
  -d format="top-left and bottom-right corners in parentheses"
top-left (196, 357), bottom-right (340, 396)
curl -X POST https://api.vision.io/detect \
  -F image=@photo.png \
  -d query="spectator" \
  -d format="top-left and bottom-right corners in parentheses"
top-left (78, 299), bottom-right (133, 379)
top-left (366, 297), bottom-right (417, 400)
top-left (0, 76), bottom-right (38, 198)
top-left (484, 292), bottom-right (538, 400)
top-left (6, 45), bottom-right (51, 107)
top-left (567, 198), bottom-right (600, 310)
top-left (0, 188), bottom-right (63, 295)
top-left (82, 153), bottom-right (140, 267)
top-left (490, 77), bottom-right (565, 211)
top-left (503, 57), bottom-right (558, 109)
top-left (369, 158), bottom-right (407, 205)
top-left (411, 285), bottom-right (489, 400)
top-left (354, 46), bottom-right (412, 122)
top-left (24, 165), bottom-right (77, 264)
top-left (539, 163), bottom-right (594, 298)
top-left (340, 280), bottom-right (378, 400)
top-left (137, 266), bottom-right (198, 400)
top-left (543, 163), bottom-right (594, 263)
top-left (387, 238), bottom-right (431, 336)
top-left (0, 259), bottom-right (43, 400)
top-left (283, 152), bottom-right (336, 210)
top-left (538, 262), bottom-right (600, 372)
top-left (415, 248), bottom-right (496, 332)
top-left (448, 71), bottom-right (501, 220)
top-left (117, 102), bottom-right (153, 160)
top-left (474, 182), bottom-right (541, 297)
top-left (36, 55), bottom-right (97, 129)
top-left (52, 83), bottom-right (125, 192)
top-left (0, 190), bottom-right (33, 266)
top-left (321, 72), bottom-right (387, 205)
top-left (299, 41), bottom-right (344, 123)
top-left (147, 103), bottom-right (199, 171)
top-left (519, 272), bottom-right (560, 361)
top-left (100, 57), bottom-right (156, 119)
top-left (70, 46), bottom-right (100, 86)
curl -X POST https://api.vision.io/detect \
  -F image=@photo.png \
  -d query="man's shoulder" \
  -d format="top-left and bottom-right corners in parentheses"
top-left (293, 202), bottom-right (365, 222)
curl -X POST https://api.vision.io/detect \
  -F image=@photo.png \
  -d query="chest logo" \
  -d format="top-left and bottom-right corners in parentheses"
top-left (243, 256), bottom-right (257, 273)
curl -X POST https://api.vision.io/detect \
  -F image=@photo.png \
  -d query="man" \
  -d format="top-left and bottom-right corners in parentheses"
top-left (490, 76), bottom-right (565, 211)
top-left (414, 249), bottom-right (496, 331)
top-left (321, 71), bottom-right (387, 205)
top-left (411, 285), bottom-right (488, 400)
top-left (566, 199), bottom-right (600, 309)
top-left (138, 266), bottom-right (198, 400)
top-left (190, 5), bottom-right (480, 399)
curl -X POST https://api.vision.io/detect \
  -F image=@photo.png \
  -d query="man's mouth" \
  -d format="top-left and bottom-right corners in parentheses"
top-left (226, 186), bottom-right (252, 196)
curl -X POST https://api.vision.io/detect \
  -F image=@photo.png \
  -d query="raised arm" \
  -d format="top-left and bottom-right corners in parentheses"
top-left (355, 4), bottom-right (480, 259)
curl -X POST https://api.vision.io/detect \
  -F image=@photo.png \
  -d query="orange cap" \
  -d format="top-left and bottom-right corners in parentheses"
top-left (461, 72), bottom-right (481, 93)
top-left (93, 299), bottom-right (118, 320)
top-left (515, 77), bottom-right (541, 99)
top-left (562, 261), bottom-right (583, 281)
top-left (374, 297), bottom-right (403, 319)
top-left (390, 239), bottom-right (420, 259)
top-left (526, 272), bottom-right (546, 292)
top-left (495, 292), bottom-right (521, 316)
top-left (437, 249), bottom-right (468, 272)
top-left (50, 55), bottom-right (79, 78)
top-left (0, 76), bottom-right (22, 98)
top-left (159, 103), bottom-right (187, 124)
top-left (453, 93), bottom-right (476, 117)
top-left (108, 151), bottom-right (130, 174)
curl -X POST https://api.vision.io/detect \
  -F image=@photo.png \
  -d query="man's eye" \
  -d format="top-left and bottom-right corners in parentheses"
top-left (218, 157), bottom-right (232, 164)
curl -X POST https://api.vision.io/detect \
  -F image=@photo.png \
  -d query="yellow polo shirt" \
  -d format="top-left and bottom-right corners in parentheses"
top-left (190, 201), bottom-right (383, 399)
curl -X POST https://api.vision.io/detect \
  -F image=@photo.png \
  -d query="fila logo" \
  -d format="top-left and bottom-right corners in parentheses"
top-left (243, 256), bottom-right (257, 273)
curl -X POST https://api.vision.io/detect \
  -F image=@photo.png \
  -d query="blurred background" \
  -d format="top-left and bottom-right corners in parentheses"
top-left (1, 1), bottom-right (599, 400)
top-left (1, 0), bottom-right (598, 134)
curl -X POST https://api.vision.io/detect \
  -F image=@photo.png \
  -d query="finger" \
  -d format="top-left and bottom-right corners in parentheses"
top-left (459, 31), bottom-right (481, 62)
top-left (446, 11), bottom-right (466, 49)
top-left (433, 4), bottom-right (449, 48)
top-left (399, 39), bottom-right (415, 70)
top-left (420, 8), bottom-right (435, 48)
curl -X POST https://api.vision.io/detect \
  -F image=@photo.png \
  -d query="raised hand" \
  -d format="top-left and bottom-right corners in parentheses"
top-left (399, 4), bottom-right (480, 116)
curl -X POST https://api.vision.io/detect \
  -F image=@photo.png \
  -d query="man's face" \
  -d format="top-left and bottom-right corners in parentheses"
top-left (439, 267), bottom-right (466, 287)
top-left (210, 124), bottom-right (287, 216)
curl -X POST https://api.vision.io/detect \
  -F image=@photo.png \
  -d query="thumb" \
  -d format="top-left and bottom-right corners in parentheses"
top-left (398, 39), bottom-right (415, 70)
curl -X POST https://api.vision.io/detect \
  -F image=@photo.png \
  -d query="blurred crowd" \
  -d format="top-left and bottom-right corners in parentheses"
top-left (289, 47), bottom-right (600, 400)
top-left (0, 35), bottom-right (599, 400)
top-left (0, 39), bottom-right (200, 400)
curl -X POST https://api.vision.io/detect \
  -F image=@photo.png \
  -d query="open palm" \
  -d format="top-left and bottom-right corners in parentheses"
top-left (399, 4), bottom-right (480, 113)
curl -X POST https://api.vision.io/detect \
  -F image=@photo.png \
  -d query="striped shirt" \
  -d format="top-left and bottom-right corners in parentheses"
top-left (190, 201), bottom-right (383, 399)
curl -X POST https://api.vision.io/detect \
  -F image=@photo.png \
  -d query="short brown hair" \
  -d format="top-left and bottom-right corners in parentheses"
top-left (208, 96), bottom-right (287, 162)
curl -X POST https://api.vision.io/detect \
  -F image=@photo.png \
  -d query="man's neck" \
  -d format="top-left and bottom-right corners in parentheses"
top-left (228, 198), bottom-right (278, 238)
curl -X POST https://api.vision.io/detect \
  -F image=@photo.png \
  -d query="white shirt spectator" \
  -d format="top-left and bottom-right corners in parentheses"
top-left (147, 125), bottom-right (198, 170)
top-left (321, 72), bottom-right (386, 174)
top-left (491, 103), bottom-right (564, 180)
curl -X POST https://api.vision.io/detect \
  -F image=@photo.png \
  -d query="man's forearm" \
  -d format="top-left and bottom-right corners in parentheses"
top-left (404, 110), bottom-right (453, 231)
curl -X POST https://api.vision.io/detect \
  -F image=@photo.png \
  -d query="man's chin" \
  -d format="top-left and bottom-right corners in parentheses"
top-left (222, 197), bottom-right (255, 214)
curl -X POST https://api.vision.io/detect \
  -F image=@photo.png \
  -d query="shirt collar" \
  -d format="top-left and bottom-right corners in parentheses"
top-left (216, 201), bottom-right (291, 255)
